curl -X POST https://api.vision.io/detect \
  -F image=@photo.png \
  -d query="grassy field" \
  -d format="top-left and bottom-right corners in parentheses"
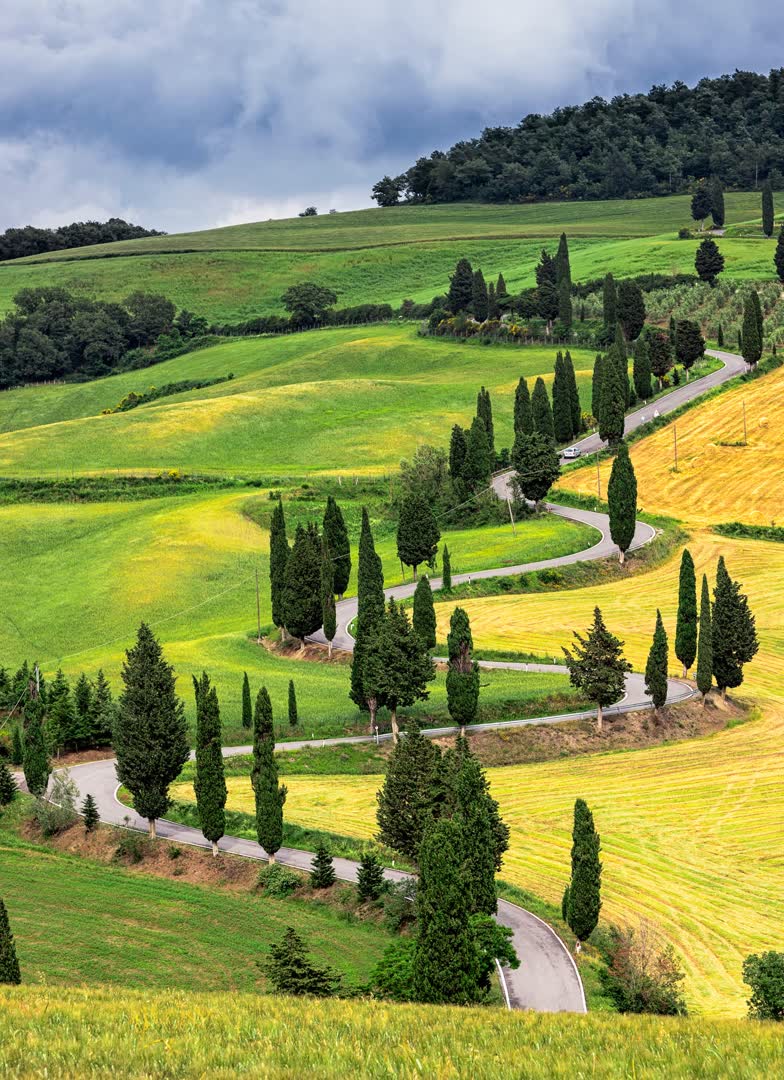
top-left (0, 809), bottom-right (389, 992)
top-left (1, 986), bottom-right (782, 1078)
top-left (558, 363), bottom-right (784, 526)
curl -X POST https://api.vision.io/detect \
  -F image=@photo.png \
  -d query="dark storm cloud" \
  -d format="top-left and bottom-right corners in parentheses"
top-left (0, 0), bottom-right (781, 231)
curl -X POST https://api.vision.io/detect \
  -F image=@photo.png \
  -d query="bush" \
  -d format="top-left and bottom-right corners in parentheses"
top-left (370, 938), bottom-right (416, 1001)
top-left (743, 951), bottom-right (784, 1021)
top-left (257, 863), bottom-right (302, 898)
top-left (538, 568), bottom-right (565, 586)
top-left (600, 922), bottom-right (687, 1015)
top-left (32, 772), bottom-right (79, 836)
top-left (678, 227), bottom-right (692, 239)
top-left (112, 831), bottom-right (151, 865)
top-left (382, 879), bottom-right (416, 934)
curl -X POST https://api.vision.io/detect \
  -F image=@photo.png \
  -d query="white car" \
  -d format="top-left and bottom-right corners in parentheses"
top-left (562, 446), bottom-right (582, 459)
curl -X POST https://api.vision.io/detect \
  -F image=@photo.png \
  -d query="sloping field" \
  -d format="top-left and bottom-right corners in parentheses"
top-left (559, 363), bottom-right (784, 525)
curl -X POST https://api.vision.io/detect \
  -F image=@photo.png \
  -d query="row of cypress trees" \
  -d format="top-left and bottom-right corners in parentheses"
top-left (446, 258), bottom-right (509, 319)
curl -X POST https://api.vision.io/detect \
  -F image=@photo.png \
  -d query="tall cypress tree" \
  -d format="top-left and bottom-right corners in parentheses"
top-left (675, 549), bottom-right (698, 677)
top-left (0, 760), bottom-right (16, 806)
top-left (563, 607), bottom-right (631, 732)
top-left (752, 289), bottom-right (764, 344)
top-left (761, 180), bottom-right (774, 238)
top-left (413, 576), bottom-right (437, 650)
top-left (114, 624), bottom-right (189, 837)
top-left (556, 232), bottom-right (572, 289)
top-left (712, 557), bottom-right (759, 698)
top-left (611, 324), bottom-right (630, 407)
top-left (363, 600), bottom-right (435, 740)
top-left (453, 751), bottom-right (500, 916)
top-left (288, 679), bottom-right (298, 726)
top-left (446, 607), bottom-right (480, 730)
top-left (251, 686), bottom-right (286, 862)
top-left (269, 498), bottom-right (289, 636)
top-left (322, 496), bottom-right (351, 599)
top-left (696, 574), bottom-right (713, 705)
top-left (0, 897), bottom-right (21, 985)
top-left (552, 352), bottom-right (573, 442)
top-left (472, 269), bottom-right (488, 321)
top-left (565, 799), bottom-right (602, 942)
top-left (476, 386), bottom-right (495, 459)
top-left (617, 280), bottom-right (646, 341)
top-left (89, 669), bottom-right (115, 747)
top-left (531, 377), bottom-right (555, 441)
top-left (447, 258), bottom-right (474, 314)
top-left (397, 493), bottom-right (440, 580)
top-left (461, 415), bottom-right (493, 490)
top-left (742, 293), bottom-right (762, 367)
top-left (598, 353), bottom-right (626, 445)
top-left (591, 354), bottom-right (605, 421)
top-left (632, 337), bottom-right (653, 400)
top-left (496, 273), bottom-right (508, 301)
top-left (376, 720), bottom-right (441, 860)
top-left (557, 276), bottom-right (573, 327)
top-left (448, 424), bottom-right (467, 480)
top-left (564, 351), bottom-right (581, 436)
top-left (645, 610), bottom-right (669, 714)
top-left (23, 692), bottom-right (50, 798)
top-left (607, 442), bottom-right (637, 563)
top-left (513, 377), bottom-right (534, 439)
top-left (320, 538), bottom-right (337, 658)
top-left (709, 176), bottom-right (725, 228)
top-left (413, 817), bottom-right (480, 1004)
top-left (442, 545), bottom-right (452, 592)
top-left (282, 523), bottom-right (323, 644)
top-left (350, 509), bottom-right (385, 727)
top-left (242, 672), bottom-right (252, 729)
top-left (193, 672), bottom-right (227, 856)
top-left (775, 225), bottom-right (784, 284)
top-left (602, 273), bottom-right (617, 328)
top-left (487, 280), bottom-right (499, 319)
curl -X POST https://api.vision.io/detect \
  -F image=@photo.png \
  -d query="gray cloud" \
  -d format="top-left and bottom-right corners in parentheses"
top-left (0, 1), bottom-right (781, 231)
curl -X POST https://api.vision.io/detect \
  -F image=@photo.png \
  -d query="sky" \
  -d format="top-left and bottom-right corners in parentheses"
top-left (0, 1), bottom-right (781, 235)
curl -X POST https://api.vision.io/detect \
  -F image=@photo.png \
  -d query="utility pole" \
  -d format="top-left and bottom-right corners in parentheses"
top-left (255, 567), bottom-right (262, 643)
top-left (506, 497), bottom-right (517, 535)
top-left (673, 424), bottom-right (679, 472)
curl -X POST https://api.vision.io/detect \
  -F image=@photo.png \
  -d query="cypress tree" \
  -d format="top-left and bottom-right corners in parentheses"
top-left (0, 898), bottom-right (21, 985)
top-left (269, 498), bottom-right (289, 635)
top-left (448, 424), bottom-right (467, 480)
top-left (487, 280), bottom-right (499, 319)
top-left (557, 276), bottom-right (572, 327)
top-left (712, 557), bottom-right (759, 698)
top-left (242, 672), bottom-right (252, 729)
top-left (311, 842), bottom-right (336, 888)
top-left (709, 176), bottom-right (725, 228)
top-left (472, 269), bottom-right (488, 321)
top-left (282, 522), bottom-right (323, 644)
top-left (89, 670), bottom-right (115, 747)
top-left (251, 687), bottom-right (286, 862)
top-left (350, 508), bottom-right (385, 727)
top-left (320, 538), bottom-right (337, 657)
top-left (0, 760), bottom-right (16, 806)
top-left (11, 725), bottom-right (23, 768)
top-left (675, 549), bottom-right (698, 677)
top-left (376, 719), bottom-right (441, 860)
top-left (775, 225), bottom-right (784, 283)
top-left (675, 319), bottom-right (705, 377)
top-left (632, 337), bottom-right (652, 400)
top-left (761, 180), bottom-right (774, 238)
top-left (413, 576), bottom-right (437, 650)
top-left (556, 232), bottom-right (572, 289)
top-left (752, 289), bottom-right (764, 344)
top-left (611, 324), bottom-right (630, 407)
top-left (447, 258), bottom-right (474, 314)
top-left (322, 495), bottom-right (351, 599)
top-left (738, 329), bottom-right (743, 353)
top-left (363, 600), bottom-right (435, 740)
top-left (442, 545), bottom-right (452, 591)
top-left (607, 442), bottom-right (637, 563)
top-left (598, 352), bottom-right (626, 445)
top-left (22, 694), bottom-right (50, 799)
top-left (511, 431), bottom-right (561, 505)
top-left (696, 574), bottom-right (713, 705)
top-left (591, 354), bottom-right (605, 421)
top-left (453, 751), bottom-right (499, 915)
top-left (288, 679), bottom-right (298, 726)
top-left (617, 280), bottom-right (646, 341)
top-left (691, 184), bottom-right (712, 226)
top-left (397, 492), bottom-right (440, 580)
top-left (602, 273), bottom-right (617, 328)
top-left (742, 293), bottom-right (762, 366)
top-left (564, 351), bottom-right (581, 436)
top-left (193, 672), bottom-right (227, 855)
top-left (413, 817), bottom-right (480, 1004)
top-left (496, 273), bottom-right (508, 301)
top-left (565, 799), bottom-right (602, 941)
top-left (446, 608), bottom-right (480, 730)
top-left (356, 851), bottom-right (384, 902)
top-left (646, 327), bottom-right (674, 385)
top-left (513, 377), bottom-right (534, 439)
top-left (81, 793), bottom-right (99, 832)
top-left (695, 237), bottom-right (725, 285)
top-left (531, 376), bottom-right (555, 441)
top-left (563, 607), bottom-right (632, 732)
top-left (114, 624), bottom-right (189, 838)
top-left (645, 610), bottom-right (669, 714)
top-left (461, 415), bottom-right (493, 490)
top-left (552, 352), bottom-right (573, 442)
top-left (476, 386), bottom-right (495, 459)
top-left (717, 322), bottom-right (724, 348)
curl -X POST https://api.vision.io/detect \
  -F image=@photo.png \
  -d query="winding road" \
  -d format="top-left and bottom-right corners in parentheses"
top-left (37, 348), bottom-right (745, 1015)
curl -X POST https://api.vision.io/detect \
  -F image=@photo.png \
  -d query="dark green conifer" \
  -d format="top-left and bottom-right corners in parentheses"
top-left (322, 495), bottom-right (351, 598)
top-left (363, 600), bottom-right (435, 740)
top-left (717, 322), bottom-right (724, 348)
top-left (242, 672), bottom-right (252, 729)
top-left (441, 545), bottom-right (452, 592)
top-left (376, 720), bottom-right (441, 860)
top-left (263, 927), bottom-right (340, 997)
top-left (564, 351), bottom-right (581, 435)
top-left (447, 258), bottom-right (474, 314)
top-left (695, 237), bottom-right (725, 285)
top-left (675, 319), bottom-right (705, 377)
top-left (496, 273), bottom-right (508, 301)
top-left (565, 799), bottom-right (602, 941)
top-left (453, 751), bottom-right (500, 915)
top-left (557, 276), bottom-right (572, 327)
top-left (10, 725), bottom-right (23, 768)
top-left (320, 538), bottom-right (337, 657)
top-left (531, 376), bottom-right (555, 441)
top-left (712, 557), bottom-right (759, 698)
top-left (552, 351), bottom-right (573, 442)
top-left (192, 671), bottom-right (227, 855)
top-left (675, 549), bottom-right (698, 677)
top-left (511, 432), bottom-right (561, 505)
top-left (598, 352), bottom-right (626, 445)
top-left (288, 679), bottom-right (298, 726)
top-left (646, 327), bottom-right (674, 385)
top-left (269, 498), bottom-right (289, 635)
top-left (708, 176), bottom-right (725, 228)
top-left (350, 508), bottom-right (385, 726)
top-left (696, 574), bottom-right (713, 705)
top-left (487, 280), bottom-right (498, 319)
top-left (513, 377), bottom-right (534, 439)
top-left (397, 493), bottom-right (440, 580)
top-left (311, 843), bottom-right (336, 888)
top-left (0, 898), bottom-right (21, 985)
top-left (89, 670), bottom-right (115, 747)
top-left (607, 442), bottom-right (637, 563)
top-left (742, 293), bottom-right (762, 367)
top-left (556, 232), bottom-right (572, 289)
top-left (476, 386), bottom-right (494, 459)
top-left (563, 607), bottom-right (631, 732)
top-left (0, 760), bottom-right (16, 806)
top-left (448, 424), bottom-right (467, 480)
top-left (591, 354), bottom-right (605, 420)
top-left (602, 273), bottom-right (617, 328)
top-left (282, 523), bottom-right (323, 644)
top-left (413, 576), bottom-right (437, 650)
top-left (775, 225), bottom-right (784, 283)
top-left (45, 670), bottom-right (75, 755)
top-left (114, 624), bottom-right (188, 837)
top-left (461, 415), bottom-right (493, 490)
top-left (645, 610), bottom-right (669, 714)
top-left (617, 280), bottom-right (646, 341)
top-left (81, 793), bottom-right (99, 832)
top-left (22, 694), bottom-right (50, 799)
top-left (251, 687), bottom-right (286, 862)
top-left (356, 851), bottom-right (384, 902)
top-left (761, 180), bottom-right (774, 238)
top-left (446, 608), bottom-right (480, 730)
top-left (691, 184), bottom-right (712, 226)
top-left (472, 269), bottom-right (488, 321)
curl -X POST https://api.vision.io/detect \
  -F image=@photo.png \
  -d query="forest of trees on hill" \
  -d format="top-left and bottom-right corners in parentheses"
top-left (0, 218), bottom-right (165, 262)
top-left (372, 70), bottom-right (784, 206)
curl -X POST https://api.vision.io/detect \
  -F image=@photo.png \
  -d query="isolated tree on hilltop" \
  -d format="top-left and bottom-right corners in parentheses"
top-left (645, 610), bottom-right (669, 715)
top-left (251, 686), bottom-right (286, 862)
top-left (607, 442), bottom-right (637, 563)
top-left (281, 282), bottom-right (337, 326)
top-left (712, 557), bottom-right (759, 698)
top-left (397, 493), bottom-right (440, 580)
top-left (322, 495), bottom-right (351, 599)
top-left (675, 549), bottom-right (698, 678)
top-left (413, 576), bottom-right (437, 651)
top-left (193, 671), bottom-right (227, 856)
top-left (563, 607), bottom-right (631, 732)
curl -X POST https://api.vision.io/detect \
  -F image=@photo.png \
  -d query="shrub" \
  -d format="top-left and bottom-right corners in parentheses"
top-left (538, 568), bottom-right (565, 586)
top-left (678, 227), bottom-right (692, 239)
top-left (370, 938), bottom-right (416, 1001)
top-left (112, 831), bottom-right (150, 865)
top-left (32, 772), bottom-right (79, 836)
top-left (257, 863), bottom-right (302, 898)
top-left (382, 879), bottom-right (416, 934)
top-left (600, 922), bottom-right (687, 1015)
top-left (743, 951), bottom-right (784, 1021)
top-left (167, 845), bottom-right (183, 860)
